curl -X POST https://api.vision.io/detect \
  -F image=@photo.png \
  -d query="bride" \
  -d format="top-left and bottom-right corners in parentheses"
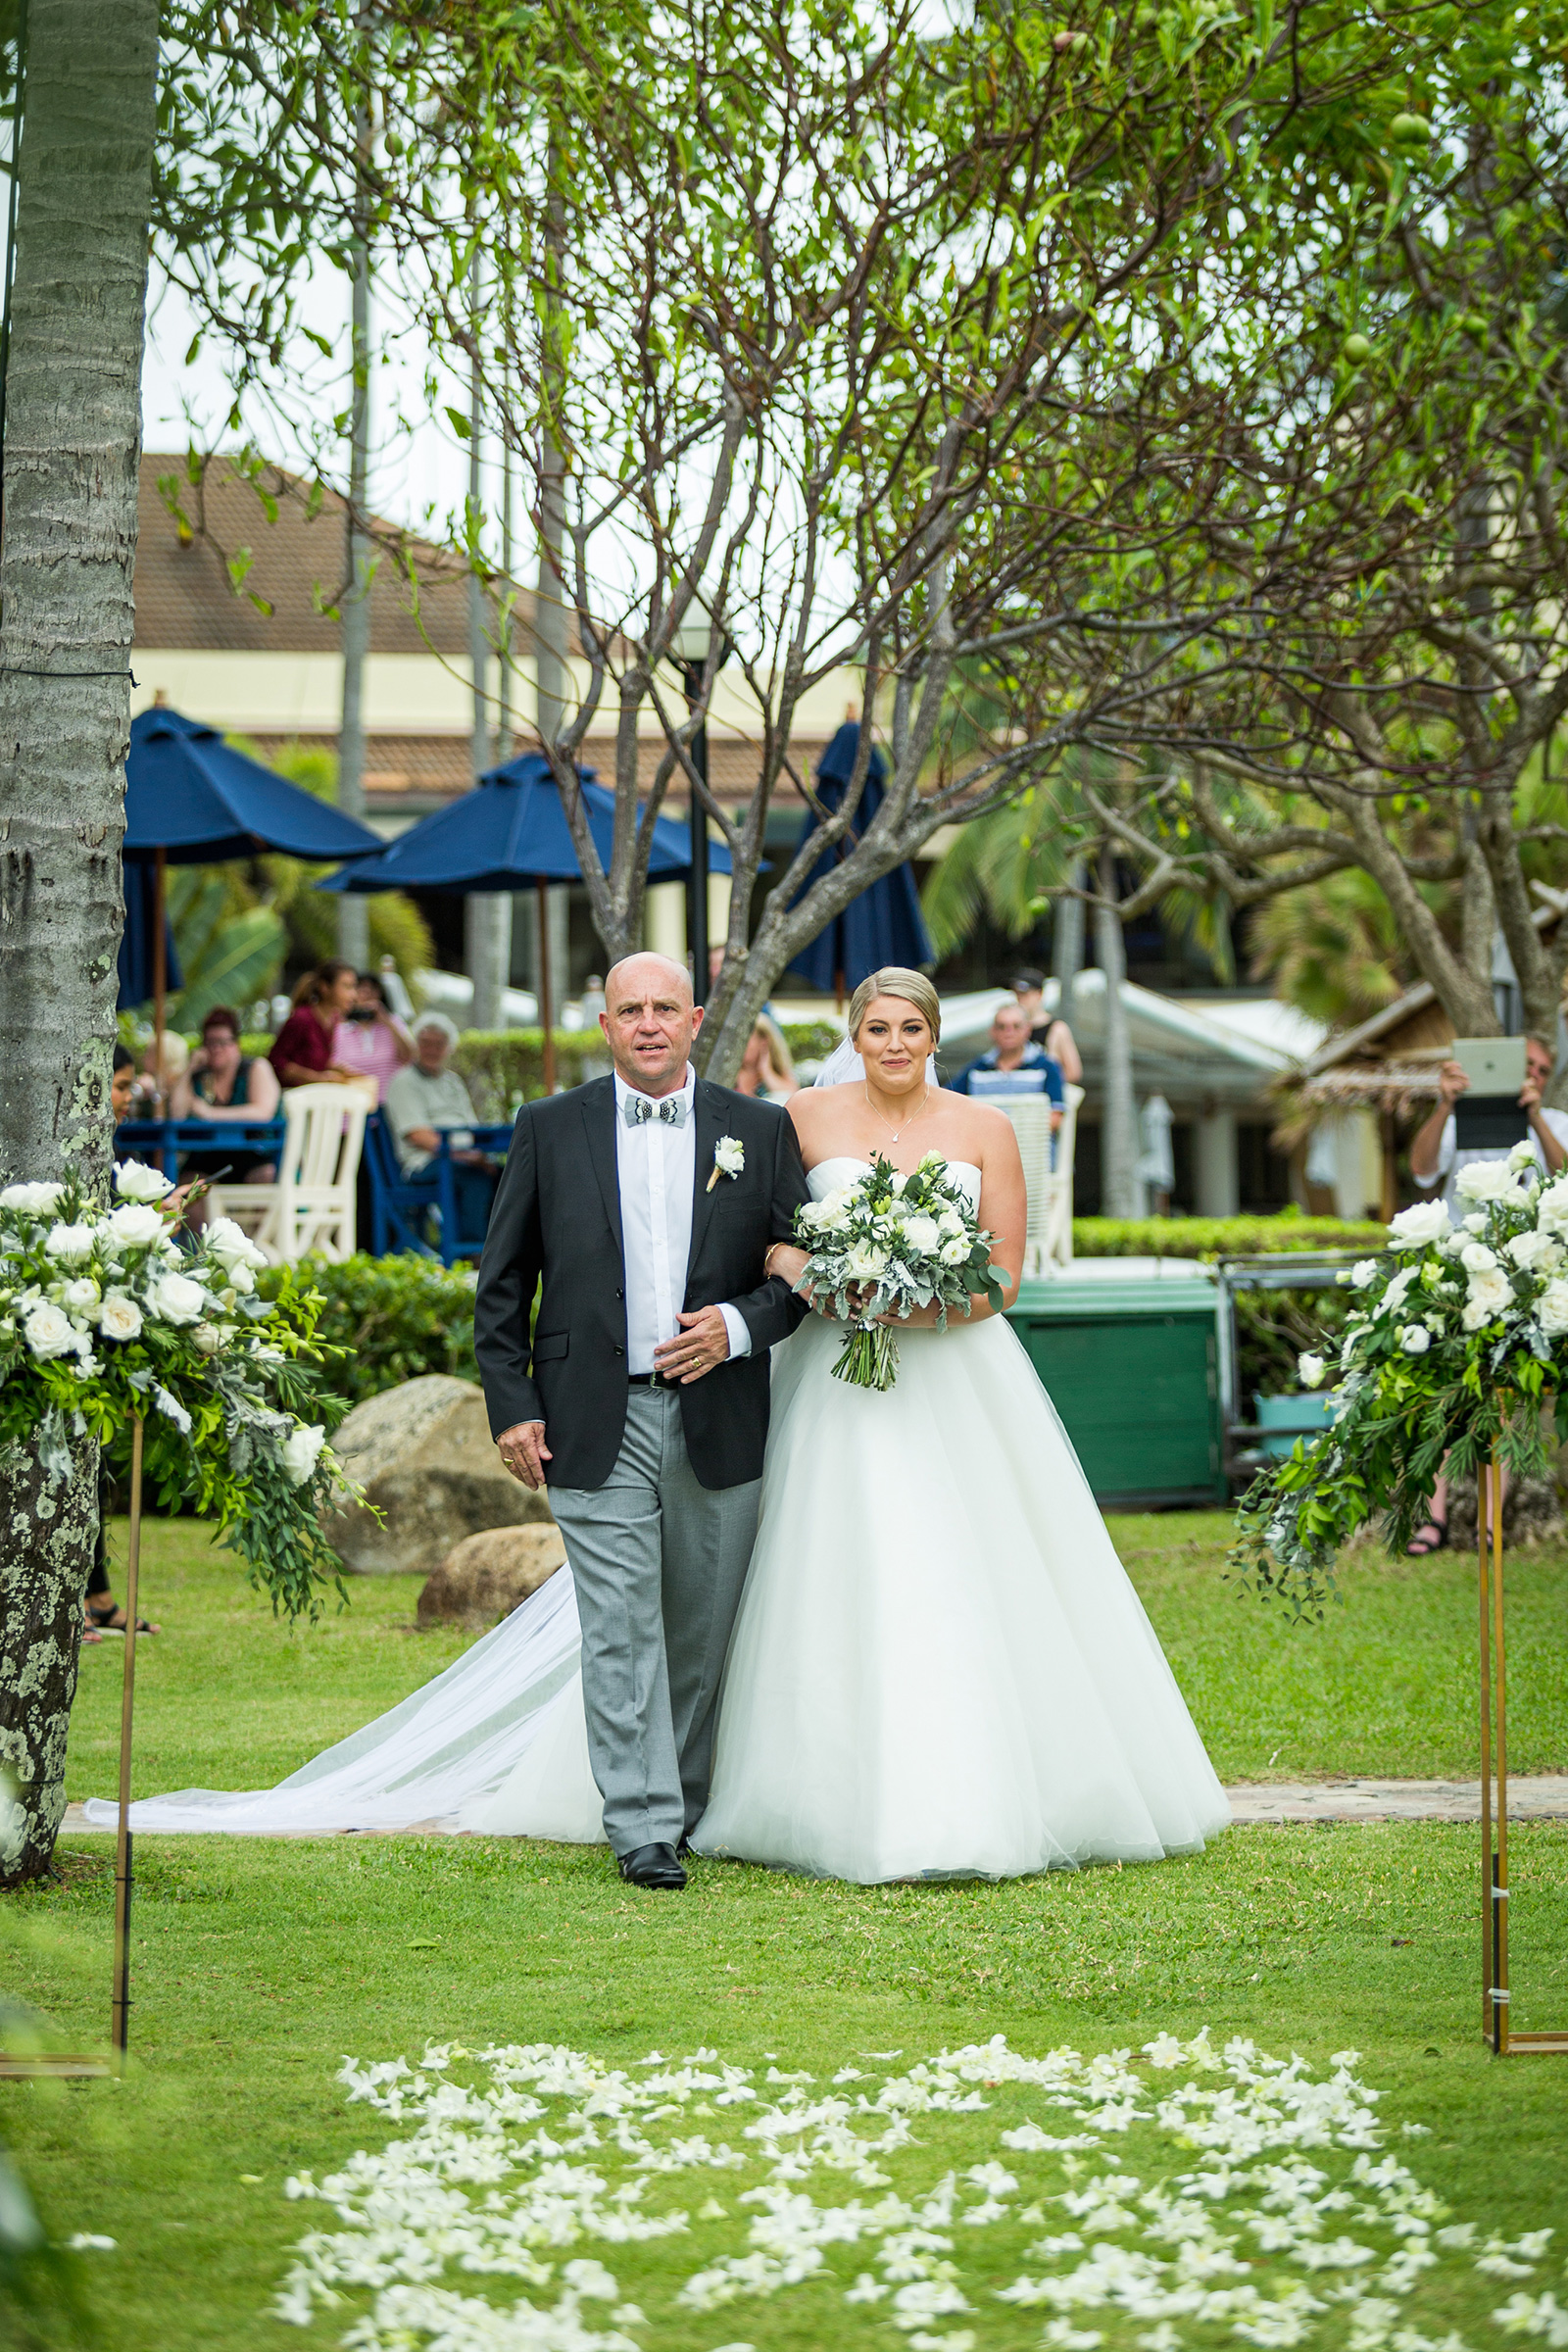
top-left (92, 970), bottom-right (1228, 1879)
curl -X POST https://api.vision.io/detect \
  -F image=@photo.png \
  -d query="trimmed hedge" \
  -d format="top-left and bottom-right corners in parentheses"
top-left (1073, 1211), bottom-right (1387, 1259)
top-left (257, 1253), bottom-right (478, 1406)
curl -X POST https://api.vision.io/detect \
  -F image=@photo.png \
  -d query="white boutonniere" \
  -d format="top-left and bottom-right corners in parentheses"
top-left (708, 1135), bottom-right (745, 1193)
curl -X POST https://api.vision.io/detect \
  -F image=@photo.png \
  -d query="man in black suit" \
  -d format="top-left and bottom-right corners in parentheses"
top-left (474, 953), bottom-right (809, 1889)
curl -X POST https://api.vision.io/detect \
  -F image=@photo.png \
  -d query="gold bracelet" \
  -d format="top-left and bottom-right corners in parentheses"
top-left (763, 1243), bottom-right (788, 1279)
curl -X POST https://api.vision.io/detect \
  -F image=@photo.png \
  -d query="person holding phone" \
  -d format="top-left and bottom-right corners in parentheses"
top-left (331, 969), bottom-right (414, 1102)
top-left (1409, 1033), bottom-right (1568, 1221)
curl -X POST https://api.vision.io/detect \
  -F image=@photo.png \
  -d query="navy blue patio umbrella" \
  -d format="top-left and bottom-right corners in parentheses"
top-left (118, 858), bottom-right (182, 1012)
top-left (319, 752), bottom-right (733, 1088)
top-left (122, 705), bottom-right (385, 1093)
top-left (786, 722), bottom-right (934, 998)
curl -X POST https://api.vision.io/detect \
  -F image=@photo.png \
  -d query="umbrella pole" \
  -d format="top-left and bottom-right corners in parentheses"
top-left (152, 846), bottom-right (168, 1113)
top-left (537, 877), bottom-right (556, 1096)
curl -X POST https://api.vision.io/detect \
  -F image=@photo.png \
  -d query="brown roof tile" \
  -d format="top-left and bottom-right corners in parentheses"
top-left (134, 451), bottom-right (529, 659)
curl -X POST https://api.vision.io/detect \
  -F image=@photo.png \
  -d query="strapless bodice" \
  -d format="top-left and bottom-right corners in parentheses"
top-left (806, 1154), bottom-right (982, 1208)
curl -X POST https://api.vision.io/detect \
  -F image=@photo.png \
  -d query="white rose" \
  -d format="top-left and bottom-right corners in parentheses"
top-left (1537, 1278), bottom-right (1568, 1338)
top-left (900, 1214), bottom-right (942, 1255)
top-left (816, 1193), bottom-right (854, 1233)
top-left (58, 1277), bottom-right (100, 1319)
top-left (1510, 1139), bottom-right (1540, 1170)
top-left (1399, 1324), bottom-right (1431, 1354)
top-left (941, 1237), bottom-right (969, 1265)
top-left (844, 1240), bottom-right (888, 1281)
top-left (1506, 1229), bottom-right (1564, 1272)
top-left (889, 1172), bottom-right (908, 1197)
top-left (193, 1323), bottom-right (223, 1356)
top-left (204, 1217), bottom-right (267, 1271)
top-left (99, 1292), bottom-right (143, 1343)
top-left (147, 1272), bottom-right (208, 1326)
top-left (1456, 1157), bottom-right (1521, 1203)
top-left (1388, 1199), bottom-right (1450, 1249)
top-left (280, 1423), bottom-right (325, 1487)
top-left (1349, 1260), bottom-right (1379, 1289)
top-left (0, 1180), bottom-right (65, 1215)
top-left (43, 1222), bottom-right (96, 1265)
top-left (105, 1202), bottom-right (166, 1250)
top-left (1537, 1180), bottom-right (1568, 1236)
top-left (1298, 1352), bottom-right (1326, 1389)
top-left (1460, 1241), bottom-right (1498, 1274)
top-left (1376, 1266), bottom-right (1418, 1318)
top-left (23, 1300), bottom-right (76, 1358)
top-left (114, 1160), bottom-right (173, 1203)
top-left (938, 1207), bottom-right (965, 1237)
top-left (1461, 1268), bottom-right (1513, 1329)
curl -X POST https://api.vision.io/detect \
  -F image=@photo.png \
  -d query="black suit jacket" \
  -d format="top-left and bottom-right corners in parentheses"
top-left (473, 1074), bottom-right (811, 1492)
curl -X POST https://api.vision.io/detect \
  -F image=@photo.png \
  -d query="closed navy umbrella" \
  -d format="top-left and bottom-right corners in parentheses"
top-left (319, 753), bottom-right (733, 1089)
top-left (118, 859), bottom-right (182, 1012)
top-left (787, 723), bottom-right (933, 997)
top-left (122, 707), bottom-right (385, 1095)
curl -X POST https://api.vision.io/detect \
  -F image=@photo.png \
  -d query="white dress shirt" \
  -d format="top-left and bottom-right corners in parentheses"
top-left (612, 1068), bottom-right (752, 1373)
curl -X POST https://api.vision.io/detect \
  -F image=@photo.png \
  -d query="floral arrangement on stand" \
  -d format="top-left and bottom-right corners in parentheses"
top-left (1233, 1143), bottom-right (1568, 1620)
top-left (794, 1151), bottom-right (1004, 1391)
top-left (0, 1162), bottom-right (356, 1619)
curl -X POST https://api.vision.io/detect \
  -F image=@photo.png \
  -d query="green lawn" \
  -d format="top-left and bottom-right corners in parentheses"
top-left (3, 1513), bottom-right (1567, 2350)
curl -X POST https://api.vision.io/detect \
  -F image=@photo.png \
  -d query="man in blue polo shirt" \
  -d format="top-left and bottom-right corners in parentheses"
top-left (952, 1001), bottom-right (1066, 1124)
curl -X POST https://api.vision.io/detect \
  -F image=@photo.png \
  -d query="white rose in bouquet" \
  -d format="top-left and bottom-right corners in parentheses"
top-left (1462, 1268), bottom-right (1513, 1329)
top-left (899, 1214), bottom-right (942, 1255)
top-left (938, 1207), bottom-right (965, 1237)
top-left (148, 1271), bottom-right (208, 1326)
top-left (205, 1217), bottom-right (267, 1271)
top-left (1536, 1179), bottom-right (1568, 1234)
top-left (1399, 1324), bottom-right (1431, 1353)
top-left (889, 1172), bottom-right (908, 1197)
top-left (43, 1222), bottom-right (96, 1264)
top-left (941, 1236), bottom-right (969, 1265)
top-left (99, 1292), bottom-right (143, 1343)
top-left (114, 1160), bottom-right (173, 1203)
top-left (815, 1190), bottom-right (853, 1232)
top-left (1506, 1229), bottom-right (1564, 1271)
top-left (105, 1202), bottom-right (166, 1249)
top-left (1350, 1260), bottom-right (1379, 1288)
top-left (1298, 1352), bottom-right (1326, 1388)
top-left (24, 1300), bottom-right (76, 1358)
top-left (58, 1277), bottom-right (100, 1318)
top-left (1537, 1278), bottom-right (1568, 1338)
top-left (0, 1181), bottom-right (64, 1215)
top-left (844, 1240), bottom-right (888, 1281)
top-left (1377, 1266), bottom-right (1419, 1318)
top-left (1388, 1199), bottom-right (1450, 1248)
top-left (280, 1423), bottom-right (326, 1487)
top-left (1460, 1241), bottom-right (1498, 1273)
top-left (223, 1261), bottom-right (256, 1295)
top-left (1456, 1157), bottom-right (1523, 1202)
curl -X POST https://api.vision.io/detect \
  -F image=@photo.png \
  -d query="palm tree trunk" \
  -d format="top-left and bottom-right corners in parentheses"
top-left (0, 0), bottom-right (158, 1888)
top-left (1096, 851), bottom-right (1139, 1218)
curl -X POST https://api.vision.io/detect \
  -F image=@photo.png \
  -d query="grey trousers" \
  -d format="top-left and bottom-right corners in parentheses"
top-left (548, 1387), bottom-right (760, 1854)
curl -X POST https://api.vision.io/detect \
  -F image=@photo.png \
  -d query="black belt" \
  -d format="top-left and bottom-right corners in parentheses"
top-left (626, 1371), bottom-right (667, 1389)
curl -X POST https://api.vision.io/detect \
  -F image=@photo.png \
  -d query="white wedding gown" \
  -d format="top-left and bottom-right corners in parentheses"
top-left (88, 1159), bottom-right (1229, 1878)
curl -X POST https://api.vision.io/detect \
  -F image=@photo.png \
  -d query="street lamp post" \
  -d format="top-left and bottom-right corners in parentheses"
top-left (670, 620), bottom-right (725, 1005)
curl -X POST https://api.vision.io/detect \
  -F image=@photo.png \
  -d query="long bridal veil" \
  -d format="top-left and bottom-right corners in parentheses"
top-left (82, 1568), bottom-right (607, 1840)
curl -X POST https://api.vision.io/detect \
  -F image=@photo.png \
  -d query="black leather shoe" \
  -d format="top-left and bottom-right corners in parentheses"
top-left (617, 1841), bottom-right (687, 1890)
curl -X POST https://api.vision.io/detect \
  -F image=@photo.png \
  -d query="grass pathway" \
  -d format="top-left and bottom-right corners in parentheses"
top-left (2, 1513), bottom-right (1565, 2350)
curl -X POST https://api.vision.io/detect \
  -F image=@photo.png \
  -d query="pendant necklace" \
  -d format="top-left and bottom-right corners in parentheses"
top-left (864, 1082), bottom-right (929, 1144)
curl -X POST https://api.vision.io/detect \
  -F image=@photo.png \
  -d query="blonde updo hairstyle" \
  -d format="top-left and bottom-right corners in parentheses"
top-left (846, 966), bottom-right (941, 1048)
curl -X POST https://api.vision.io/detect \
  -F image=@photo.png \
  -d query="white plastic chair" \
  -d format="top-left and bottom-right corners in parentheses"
top-left (992, 1082), bottom-right (1083, 1276)
top-left (207, 1084), bottom-right (367, 1264)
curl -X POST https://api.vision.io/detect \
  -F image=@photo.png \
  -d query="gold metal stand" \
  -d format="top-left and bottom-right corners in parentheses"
top-left (1479, 1448), bottom-right (1568, 2055)
top-left (110, 1416), bottom-right (145, 2065)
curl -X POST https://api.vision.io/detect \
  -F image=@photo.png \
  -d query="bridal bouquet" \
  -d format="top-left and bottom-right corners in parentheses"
top-left (793, 1151), bottom-right (1004, 1391)
top-left (1232, 1141), bottom-right (1568, 1619)
top-left (0, 1161), bottom-right (356, 1619)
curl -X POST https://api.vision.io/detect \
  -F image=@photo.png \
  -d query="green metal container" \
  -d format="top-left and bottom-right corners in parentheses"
top-left (1005, 1268), bottom-right (1224, 1508)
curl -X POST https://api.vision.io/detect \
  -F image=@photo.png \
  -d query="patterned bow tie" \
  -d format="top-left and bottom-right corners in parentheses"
top-left (623, 1092), bottom-right (688, 1129)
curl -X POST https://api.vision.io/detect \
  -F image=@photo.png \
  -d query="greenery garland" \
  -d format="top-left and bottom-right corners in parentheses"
top-left (1231, 1148), bottom-right (1568, 1621)
top-left (0, 1163), bottom-right (359, 1620)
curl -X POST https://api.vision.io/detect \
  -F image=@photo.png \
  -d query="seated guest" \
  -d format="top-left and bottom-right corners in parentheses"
top-left (332, 969), bottom-right (414, 1102)
top-left (269, 958), bottom-right (360, 1089)
top-left (736, 1013), bottom-right (796, 1102)
top-left (171, 1006), bottom-right (281, 1221)
top-left (111, 1043), bottom-right (135, 1125)
top-left (383, 1011), bottom-right (499, 1239)
top-left (953, 1002), bottom-right (1065, 1131)
top-left (133, 1028), bottom-right (188, 1113)
top-left (1010, 965), bottom-right (1083, 1084)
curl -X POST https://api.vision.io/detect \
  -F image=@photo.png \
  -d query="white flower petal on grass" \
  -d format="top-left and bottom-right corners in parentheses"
top-left (67, 2233), bottom-right (117, 2251)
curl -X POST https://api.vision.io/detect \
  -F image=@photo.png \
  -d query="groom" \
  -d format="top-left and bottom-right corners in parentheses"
top-left (474, 953), bottom-right (809, 1889)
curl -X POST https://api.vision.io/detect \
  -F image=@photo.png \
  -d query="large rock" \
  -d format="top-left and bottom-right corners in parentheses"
top-left (323, 1375), bottom-right (553, 1576)
top-left (416, 1524), bottom-right (568, 1632)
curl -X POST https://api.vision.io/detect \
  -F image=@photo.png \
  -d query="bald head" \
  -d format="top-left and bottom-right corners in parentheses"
top-left (601, 951), bottom-right (702, 1097)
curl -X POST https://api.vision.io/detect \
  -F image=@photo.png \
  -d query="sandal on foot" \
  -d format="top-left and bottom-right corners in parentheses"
top-left (86, 1602), bottom-right (159, 1634)
top-left (1405, 1516), bottom-right (1448, 1556)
